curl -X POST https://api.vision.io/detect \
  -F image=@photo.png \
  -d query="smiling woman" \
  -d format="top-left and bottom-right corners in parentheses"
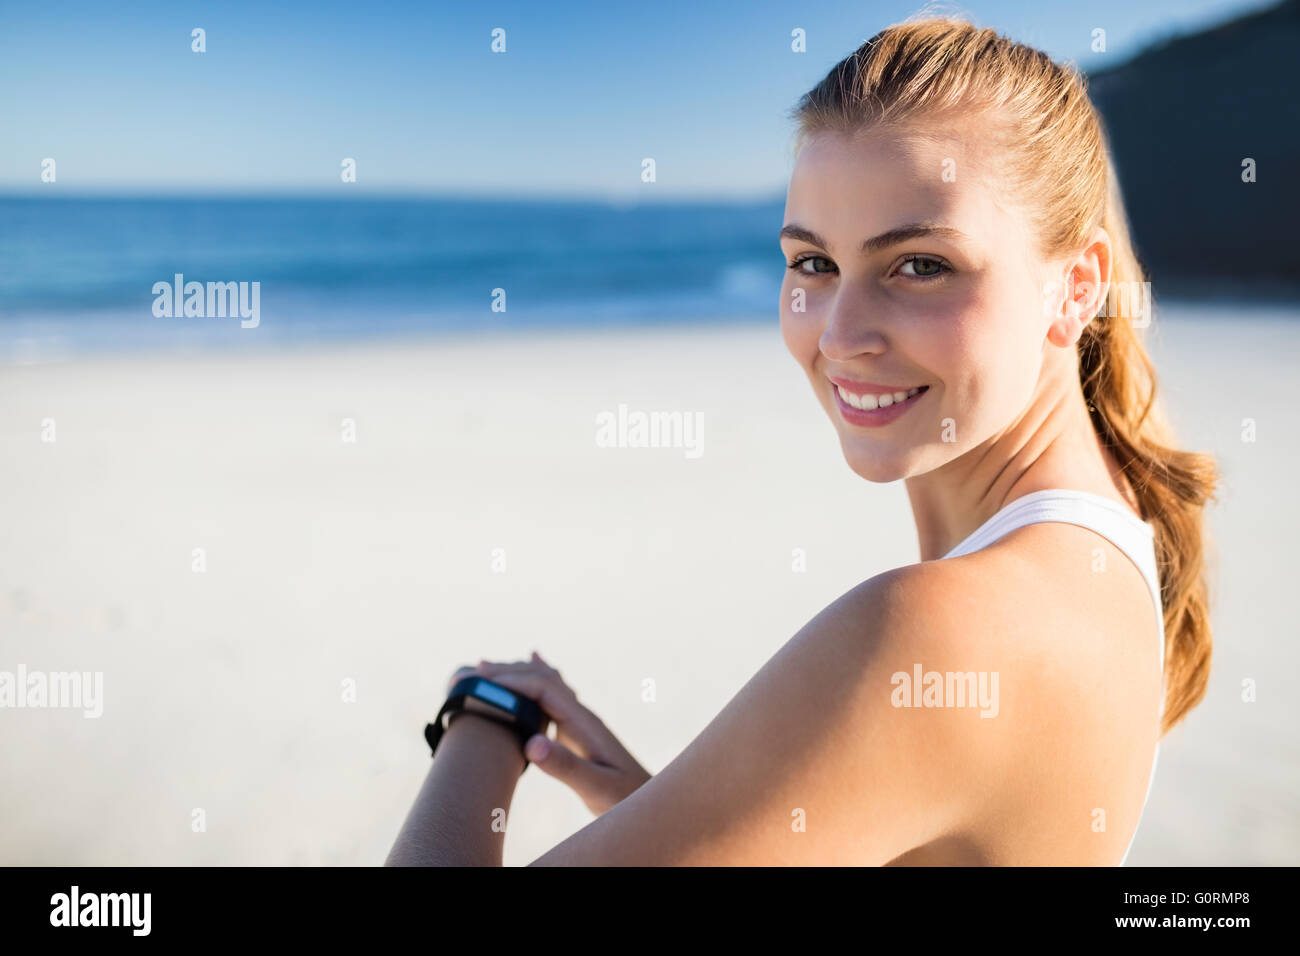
top-left (387, 13), bottom-right (1218, 867)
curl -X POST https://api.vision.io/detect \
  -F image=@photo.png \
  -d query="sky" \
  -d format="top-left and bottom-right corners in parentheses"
top-left (0, 0), bottom-right (1278, 200)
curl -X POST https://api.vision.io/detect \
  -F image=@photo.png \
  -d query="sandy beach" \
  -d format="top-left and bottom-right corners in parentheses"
top-left (1, 305), bottom-right (1297, 866)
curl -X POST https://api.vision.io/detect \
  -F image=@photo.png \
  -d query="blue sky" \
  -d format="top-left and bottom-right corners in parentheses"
top-left (0, 0), bottom-right (1275, 199)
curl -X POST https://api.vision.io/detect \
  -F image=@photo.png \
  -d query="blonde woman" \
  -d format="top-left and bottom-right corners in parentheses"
top-left (388, 15), bottom-right (1217, 867)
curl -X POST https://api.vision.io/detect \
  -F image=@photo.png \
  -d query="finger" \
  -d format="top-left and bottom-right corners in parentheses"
top-left (447, 665), bottom-right (479, 691)
top-left (476, 660), bottom-right (548, 676)
top-left (479, 663), bottom-right (568, 690)
top-left (475, 658), bottom-right (535, 671)
top-left (523, 734), bottom-right (621, 808)
top-left (479, 656), bottom-right (563, 680)
top-left (530, 651), bottom-right (559, 675)
top-left (475, 660), bottom-right (553, 677)
top-left (480, 671), bottom-right (580, 721)
top-left (484, 671), bottom-right (610, 757)
top-left (467, 665), bottom-right (576, 731)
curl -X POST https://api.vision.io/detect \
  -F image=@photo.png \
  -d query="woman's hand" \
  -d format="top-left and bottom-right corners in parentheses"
top-left (451, 652), bottom-right (651, 816)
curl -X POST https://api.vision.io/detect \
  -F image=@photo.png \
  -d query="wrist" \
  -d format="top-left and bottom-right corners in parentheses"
top-left (442, 710), bottom-right (529, 775)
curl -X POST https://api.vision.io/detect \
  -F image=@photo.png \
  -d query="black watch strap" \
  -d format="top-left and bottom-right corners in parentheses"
top-left (425, 676), bottom-right (546, 763)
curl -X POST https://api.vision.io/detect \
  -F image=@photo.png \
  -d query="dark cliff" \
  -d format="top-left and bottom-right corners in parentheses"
top-left (1086, 0), bottom-right (1300, 292)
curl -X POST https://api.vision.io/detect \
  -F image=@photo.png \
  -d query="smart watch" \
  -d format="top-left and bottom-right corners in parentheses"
top-left (425, 676), bottom-right (547, 764)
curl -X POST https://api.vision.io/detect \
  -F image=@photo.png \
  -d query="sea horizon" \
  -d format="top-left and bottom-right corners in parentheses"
top-left (3, 193), bottom-right (1297, 366)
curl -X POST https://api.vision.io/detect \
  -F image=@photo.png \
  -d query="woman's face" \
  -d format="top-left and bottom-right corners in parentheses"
top-left (779, 125), bottom-right (1055, 483)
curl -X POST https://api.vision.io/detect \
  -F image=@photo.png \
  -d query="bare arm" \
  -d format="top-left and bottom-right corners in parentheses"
top-left (387, 539), bottom-right (1148, 866)
top-left (525, 566), bottom-right (1005, 865)
top-left (384, 712), bottom-right (526, 867)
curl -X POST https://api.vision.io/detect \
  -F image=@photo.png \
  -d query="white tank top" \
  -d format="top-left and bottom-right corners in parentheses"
top-left (941, 488), bottom-right (1165, 866)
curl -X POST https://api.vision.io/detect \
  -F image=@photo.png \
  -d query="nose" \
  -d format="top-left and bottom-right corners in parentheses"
top-left (818, 291), bottom-right (888, 363)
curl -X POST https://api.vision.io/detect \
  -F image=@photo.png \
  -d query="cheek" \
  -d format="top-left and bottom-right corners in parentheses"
top-left (779, 280), bottom-right (822, 372)
top-left (940, 307), bottom-right (1039, 434)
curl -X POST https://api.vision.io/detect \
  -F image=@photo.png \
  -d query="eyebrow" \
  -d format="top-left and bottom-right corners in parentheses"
top-left (778, 221), bottom-right (970, 255)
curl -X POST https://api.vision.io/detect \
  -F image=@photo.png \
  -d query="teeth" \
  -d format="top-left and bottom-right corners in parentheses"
top-left (835, 384), bottom-right (925, 411)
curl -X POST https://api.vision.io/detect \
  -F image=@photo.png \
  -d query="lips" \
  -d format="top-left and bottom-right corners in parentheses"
top-left (828, 377), bottom-right (928, 411)
top-left (827, 378), bottom-right (930, 427)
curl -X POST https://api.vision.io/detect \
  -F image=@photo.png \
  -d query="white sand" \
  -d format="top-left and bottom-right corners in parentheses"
top-left (0, 305), bottom-right (1296, 865)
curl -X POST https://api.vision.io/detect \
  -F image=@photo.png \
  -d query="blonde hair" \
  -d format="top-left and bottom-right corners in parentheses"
top-left (789, 15), bottom-right (1218, 735)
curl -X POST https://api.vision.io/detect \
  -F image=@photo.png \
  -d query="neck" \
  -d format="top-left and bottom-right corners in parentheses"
top-left (905, 354), bottom-right (1123, 561)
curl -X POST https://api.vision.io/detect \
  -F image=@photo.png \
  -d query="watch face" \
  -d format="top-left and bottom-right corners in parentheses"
top-left (473, 679), bottom-right (517, 713)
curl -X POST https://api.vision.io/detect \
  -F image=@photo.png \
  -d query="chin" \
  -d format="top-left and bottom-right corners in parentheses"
top-left (839, 442), bottom-right (916, 483)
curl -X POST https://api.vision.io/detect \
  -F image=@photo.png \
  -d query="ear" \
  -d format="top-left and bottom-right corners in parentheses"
top-left (1046, 227), bottom-right (1111, 348)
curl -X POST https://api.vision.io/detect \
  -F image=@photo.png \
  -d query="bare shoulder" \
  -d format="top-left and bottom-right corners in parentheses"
top-left (894, 522), bottom-right (1162, 698)
top-left (526, 524), bottom-right (1161, 866)
top-left (526, 563), bottom-right (1002, 865)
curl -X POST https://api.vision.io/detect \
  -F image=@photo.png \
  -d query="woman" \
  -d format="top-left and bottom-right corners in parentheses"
top-left (387, 15), bottom-right (1217, 866)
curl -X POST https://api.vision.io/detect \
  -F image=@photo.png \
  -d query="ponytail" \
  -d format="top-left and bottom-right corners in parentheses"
top-left (1079, 155), bottom-right (1218, 735)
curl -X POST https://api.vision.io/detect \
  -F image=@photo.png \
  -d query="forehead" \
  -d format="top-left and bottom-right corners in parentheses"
top-left (784, 125), bottom-right (1022, 250)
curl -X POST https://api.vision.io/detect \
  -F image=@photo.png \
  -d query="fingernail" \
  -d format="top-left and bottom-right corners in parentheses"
top-left (525, 735), bottom-right (549, 761)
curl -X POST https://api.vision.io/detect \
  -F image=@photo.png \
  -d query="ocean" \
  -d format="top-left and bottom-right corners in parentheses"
top-left (0, 195), bottom-right (787, 361)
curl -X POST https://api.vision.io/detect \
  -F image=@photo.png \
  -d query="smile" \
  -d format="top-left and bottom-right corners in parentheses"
top-left (828, 379), bottom-right (930, 427)
top-left (834, 383), bottom-right (923, 410)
